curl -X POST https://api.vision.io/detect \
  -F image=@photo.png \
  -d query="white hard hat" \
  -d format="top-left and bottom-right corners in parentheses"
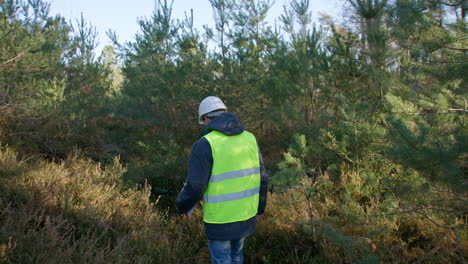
top-left (198, 96), bottom-right (227, 125)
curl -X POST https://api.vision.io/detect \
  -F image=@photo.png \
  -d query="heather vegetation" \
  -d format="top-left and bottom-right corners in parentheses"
top-left (1, 0), bottom-right (467, 263)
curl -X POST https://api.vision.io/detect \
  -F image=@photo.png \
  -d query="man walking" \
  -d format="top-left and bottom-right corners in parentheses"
top-left (176, 96), bottom-right (268, 264)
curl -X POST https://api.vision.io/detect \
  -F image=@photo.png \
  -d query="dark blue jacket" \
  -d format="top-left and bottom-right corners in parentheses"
top-left (176, 112), bottom-right (268, 240)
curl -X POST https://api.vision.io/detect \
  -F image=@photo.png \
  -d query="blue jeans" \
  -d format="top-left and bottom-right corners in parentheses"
top-left (208, 238), bottom-right (245, 264)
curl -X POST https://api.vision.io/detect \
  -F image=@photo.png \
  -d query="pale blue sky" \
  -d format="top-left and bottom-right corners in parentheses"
top-left (49, 0), bottom-right (342, 53)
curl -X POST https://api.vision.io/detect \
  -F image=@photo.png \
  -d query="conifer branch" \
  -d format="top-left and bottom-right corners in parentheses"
top-left (440, 44), bottom-right (468, 52)
top-left (1, 48), bottom-right (30, 65)
top-left (438, 0), bottom-right (464, 7)
top-left (416, 209), bottom-right (458, 230)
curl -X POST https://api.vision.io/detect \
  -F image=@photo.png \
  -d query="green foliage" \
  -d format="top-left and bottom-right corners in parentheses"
top-left (0, 0), bottom-right (116, 161)
top-left (271, 137), bottom-right (465, 263)
top-left (100, 45), bottom-right (124, 93)
top-left (123, 139), bottom-right (187, 207)
top-left (0, 0), bottom-right (69, 108)
top-left (384, 87), bottom-right (467, 192)
top-left (0, 0), bottom-right (466, 262)
top-left (387, 0), bottom-right (468, 86)
top-left (349, 0), bottom-right (389, 66)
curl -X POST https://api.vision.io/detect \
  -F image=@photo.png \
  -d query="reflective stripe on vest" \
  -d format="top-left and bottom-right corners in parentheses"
top-left (203, 130), bottom-right (260, 224)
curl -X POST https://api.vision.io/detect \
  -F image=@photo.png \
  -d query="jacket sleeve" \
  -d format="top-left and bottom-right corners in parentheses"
top-left (257, 148), bottom-right (268, 215)
top-left (175, 138), bottom-right (213, 214)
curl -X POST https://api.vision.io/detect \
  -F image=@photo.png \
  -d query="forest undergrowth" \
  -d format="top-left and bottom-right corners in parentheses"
top-left (0, 146), bottom-right (465, 263)
top-left (1, 0), bottom-right (467, 263)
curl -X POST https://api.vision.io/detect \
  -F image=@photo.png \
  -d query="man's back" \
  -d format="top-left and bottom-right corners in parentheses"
top-left (176, 103), bottom-right (268, 264)
top-left (176, 112), bottom-right (268, 240)
top-left (202, 129), bottom-right (261, 224)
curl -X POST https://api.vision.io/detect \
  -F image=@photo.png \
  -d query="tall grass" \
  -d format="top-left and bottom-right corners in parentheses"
top-left (0, 147), bottom-right (205, 263)
top-left (0, 147), bottom-right (465, 263)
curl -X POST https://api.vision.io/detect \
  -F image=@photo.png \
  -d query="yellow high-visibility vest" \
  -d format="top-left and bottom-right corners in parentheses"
top-left (202, 130), bottom-right (261, 224)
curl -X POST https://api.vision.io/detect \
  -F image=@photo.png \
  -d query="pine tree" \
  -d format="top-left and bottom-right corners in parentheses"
top-left (387, 0), bottom-right (467, 88)
top-left (385, 88), bottom-right (467, 192)
top-left (208, 0), bottom-right (235, 96)
top-left (347, 0), bottom-right (391, 104)
top-left (100, 45), bottom-right (123, 95)
top-left (0, 0), bottom-right (69, 109)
